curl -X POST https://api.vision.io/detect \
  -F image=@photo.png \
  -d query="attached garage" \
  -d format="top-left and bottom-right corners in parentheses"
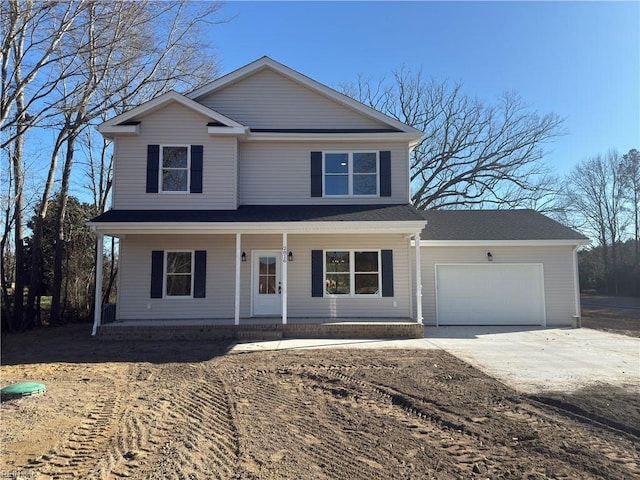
top-left (435, 264), bottom-right (545, 326)
top-left (417, 210), bottom-right (590, 328)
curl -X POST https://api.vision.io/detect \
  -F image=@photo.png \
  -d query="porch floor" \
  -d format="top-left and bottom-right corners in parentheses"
top-left (103, 317), bottom-right (415, 327)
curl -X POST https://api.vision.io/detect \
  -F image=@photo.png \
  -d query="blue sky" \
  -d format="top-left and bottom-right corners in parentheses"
top-left (209, 1), bottom-right (639, 174)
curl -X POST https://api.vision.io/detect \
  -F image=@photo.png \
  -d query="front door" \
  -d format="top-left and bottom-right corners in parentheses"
top-left (252, 251), bottom-right (282, 316)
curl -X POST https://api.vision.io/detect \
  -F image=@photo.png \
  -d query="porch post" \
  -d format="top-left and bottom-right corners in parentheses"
top-left (281, 232), bottom-right (288, 325)
top-left (91, 232), bottom-right (104, 336)
top-left (235, 233), bottom-right (241, 325)
top-left (414, 232), bottom-right (423, 324)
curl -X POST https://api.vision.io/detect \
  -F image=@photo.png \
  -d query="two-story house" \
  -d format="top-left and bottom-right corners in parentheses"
top-left (89, 57), bottom-right (588, 338)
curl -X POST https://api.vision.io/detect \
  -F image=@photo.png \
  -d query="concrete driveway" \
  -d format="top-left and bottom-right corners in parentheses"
top-left (233, 326), bottom-right (639, 394)
top-left (422, 326), bottom-right (640, 393)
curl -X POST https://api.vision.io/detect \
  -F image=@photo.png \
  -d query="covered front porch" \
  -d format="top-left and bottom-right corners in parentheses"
top-left (88, 205), bottom-right (427, 339)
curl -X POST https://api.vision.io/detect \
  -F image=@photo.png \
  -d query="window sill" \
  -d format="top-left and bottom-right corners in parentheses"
top-left (323, 294), bottom-right (382, 298)
top-left (322, 195), bottom-right (380, 198)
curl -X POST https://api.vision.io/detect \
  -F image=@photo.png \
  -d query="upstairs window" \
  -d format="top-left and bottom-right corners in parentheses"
top-left (324, 152), bottom-right (378, 196)
top-left (161, 146), bottom-right (189, 192)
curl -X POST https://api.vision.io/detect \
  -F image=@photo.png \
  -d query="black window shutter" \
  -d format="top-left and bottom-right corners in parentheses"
top-left (146, 145), bottom-right (160, 193)
top-left (310, 151), bottom-right (323, 197)
top-left (190, 145), bottom-right (203, 193)
top-left (311, 250), bottom-right (323, 297)
top-left (380, 151), bottom-right (391, 197)
top-left (193, 250), bottom-right (206, 298)
top-left (381, 249), bottom-right (394, 297)
top-left (150, 250), bottom-right (164, 298)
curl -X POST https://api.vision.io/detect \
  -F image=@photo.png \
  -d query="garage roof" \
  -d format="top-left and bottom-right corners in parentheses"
top-left (421, 209), bottom-right (589, 241)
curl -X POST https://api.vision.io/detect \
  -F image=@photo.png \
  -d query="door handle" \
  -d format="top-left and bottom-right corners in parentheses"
top-left (278, 282), bottom-right (282, 294)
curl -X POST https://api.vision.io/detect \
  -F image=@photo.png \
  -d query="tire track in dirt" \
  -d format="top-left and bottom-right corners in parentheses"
top-left (101, 364), bottom-right (239, 480)
top-left (307, 366), bottom-right (640, 479)
top-left (21, 380), bottom-right (123, 479)
top-left (230, 368), bottom-right (405, 479)
top-left (16, 363), bottom-right (239, 480)
top-left (302, 368), bottom-right (498, 477)
top-left (304, 356), bottom-right (640, 479)
top-left (491, 400), bottom-right (640, 478)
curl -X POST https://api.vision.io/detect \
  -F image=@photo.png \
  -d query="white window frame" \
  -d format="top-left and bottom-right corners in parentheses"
top-left (163, 250), bottom-right (194, 298)
top-left (160, 145), bottom-right (190, 194)
top-left (323, 250), bottom-right (381, 297)
top-left (322, 151), bottom-right (379, 197)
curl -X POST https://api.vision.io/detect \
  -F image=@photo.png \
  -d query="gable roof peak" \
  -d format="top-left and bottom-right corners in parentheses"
top-left (186, 56), bottom-right (423, 138)
top-left (98, 89), bottom-right (246, 136)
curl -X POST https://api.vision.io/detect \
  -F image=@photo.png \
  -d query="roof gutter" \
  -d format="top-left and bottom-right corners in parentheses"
top-left (88, 220), bottom-right (428, 236)
top-left (417, 239), bottom-right (591, 247)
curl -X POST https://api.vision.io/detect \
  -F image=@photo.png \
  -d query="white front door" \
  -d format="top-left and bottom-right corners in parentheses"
top-left (252, 251), bottom-right (282, 316)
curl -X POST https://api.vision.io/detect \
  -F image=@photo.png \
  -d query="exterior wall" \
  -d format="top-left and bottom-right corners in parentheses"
top-left (417, 245), bottom-right (578, 327)
top-left (198, 68), bottom-right (389, 129)
top-left (112, 102), bottom-right (237, 210)
top-left (117, 233), bottom-right (412, 321)
top-left (238, 141), bottom-right (410, 205)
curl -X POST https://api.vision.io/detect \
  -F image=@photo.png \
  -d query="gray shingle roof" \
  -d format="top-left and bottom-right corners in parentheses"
top-left (420, 209), bottom-right (588, 241)
top-left (90, 204), bottom-right (426, 223)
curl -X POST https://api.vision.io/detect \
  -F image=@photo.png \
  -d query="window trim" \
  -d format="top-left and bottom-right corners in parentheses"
top-left (163, 250), bottom-right (194, 298)
top-left (160, 145), bottom-right (191, 194)
top-left (322, 151), bottom-right (379, 197)
top-left (323, 249), bottom-right (381, 297)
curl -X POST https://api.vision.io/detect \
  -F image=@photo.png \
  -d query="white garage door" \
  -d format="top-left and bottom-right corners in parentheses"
top-left (436, 264), bottom-right (545, 326)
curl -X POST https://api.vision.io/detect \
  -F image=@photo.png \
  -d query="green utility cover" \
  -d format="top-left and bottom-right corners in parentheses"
top-left (1, 382), bottom-right (46, 399)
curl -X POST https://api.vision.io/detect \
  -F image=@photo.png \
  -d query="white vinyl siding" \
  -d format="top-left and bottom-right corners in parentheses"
top-left (197, 68), bottom-right (390, 129)
top-left (417, 245), bottom-right (578, 327)
top-left (118, 235), bottom-right (236, 320)
top-left (239, 141), bottom-right (410, 204)
top-left (116, 234), bottom-right (411, 321)
top-left (112, 102), bottom-right (237, 210)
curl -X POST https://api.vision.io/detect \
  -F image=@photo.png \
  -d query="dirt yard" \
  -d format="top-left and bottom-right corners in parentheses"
top-left (581, 305), bottom-right (640, 338)
top-left (1, 322), bottom-right (639, 480)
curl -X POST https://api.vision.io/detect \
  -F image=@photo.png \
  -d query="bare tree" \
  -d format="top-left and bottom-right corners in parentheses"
top-left (1, 0), bottom-right (87, 144)
top-left (341, 70), bottom-right (565, 209)
top-left (40, 0), bottom-right (224, 325)
top-left (621, 148), bottom-right (639, 263)
top-left (566, 151), bottom-right (627, 293)
top-left (2, 0), bottom-right (225, 329)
